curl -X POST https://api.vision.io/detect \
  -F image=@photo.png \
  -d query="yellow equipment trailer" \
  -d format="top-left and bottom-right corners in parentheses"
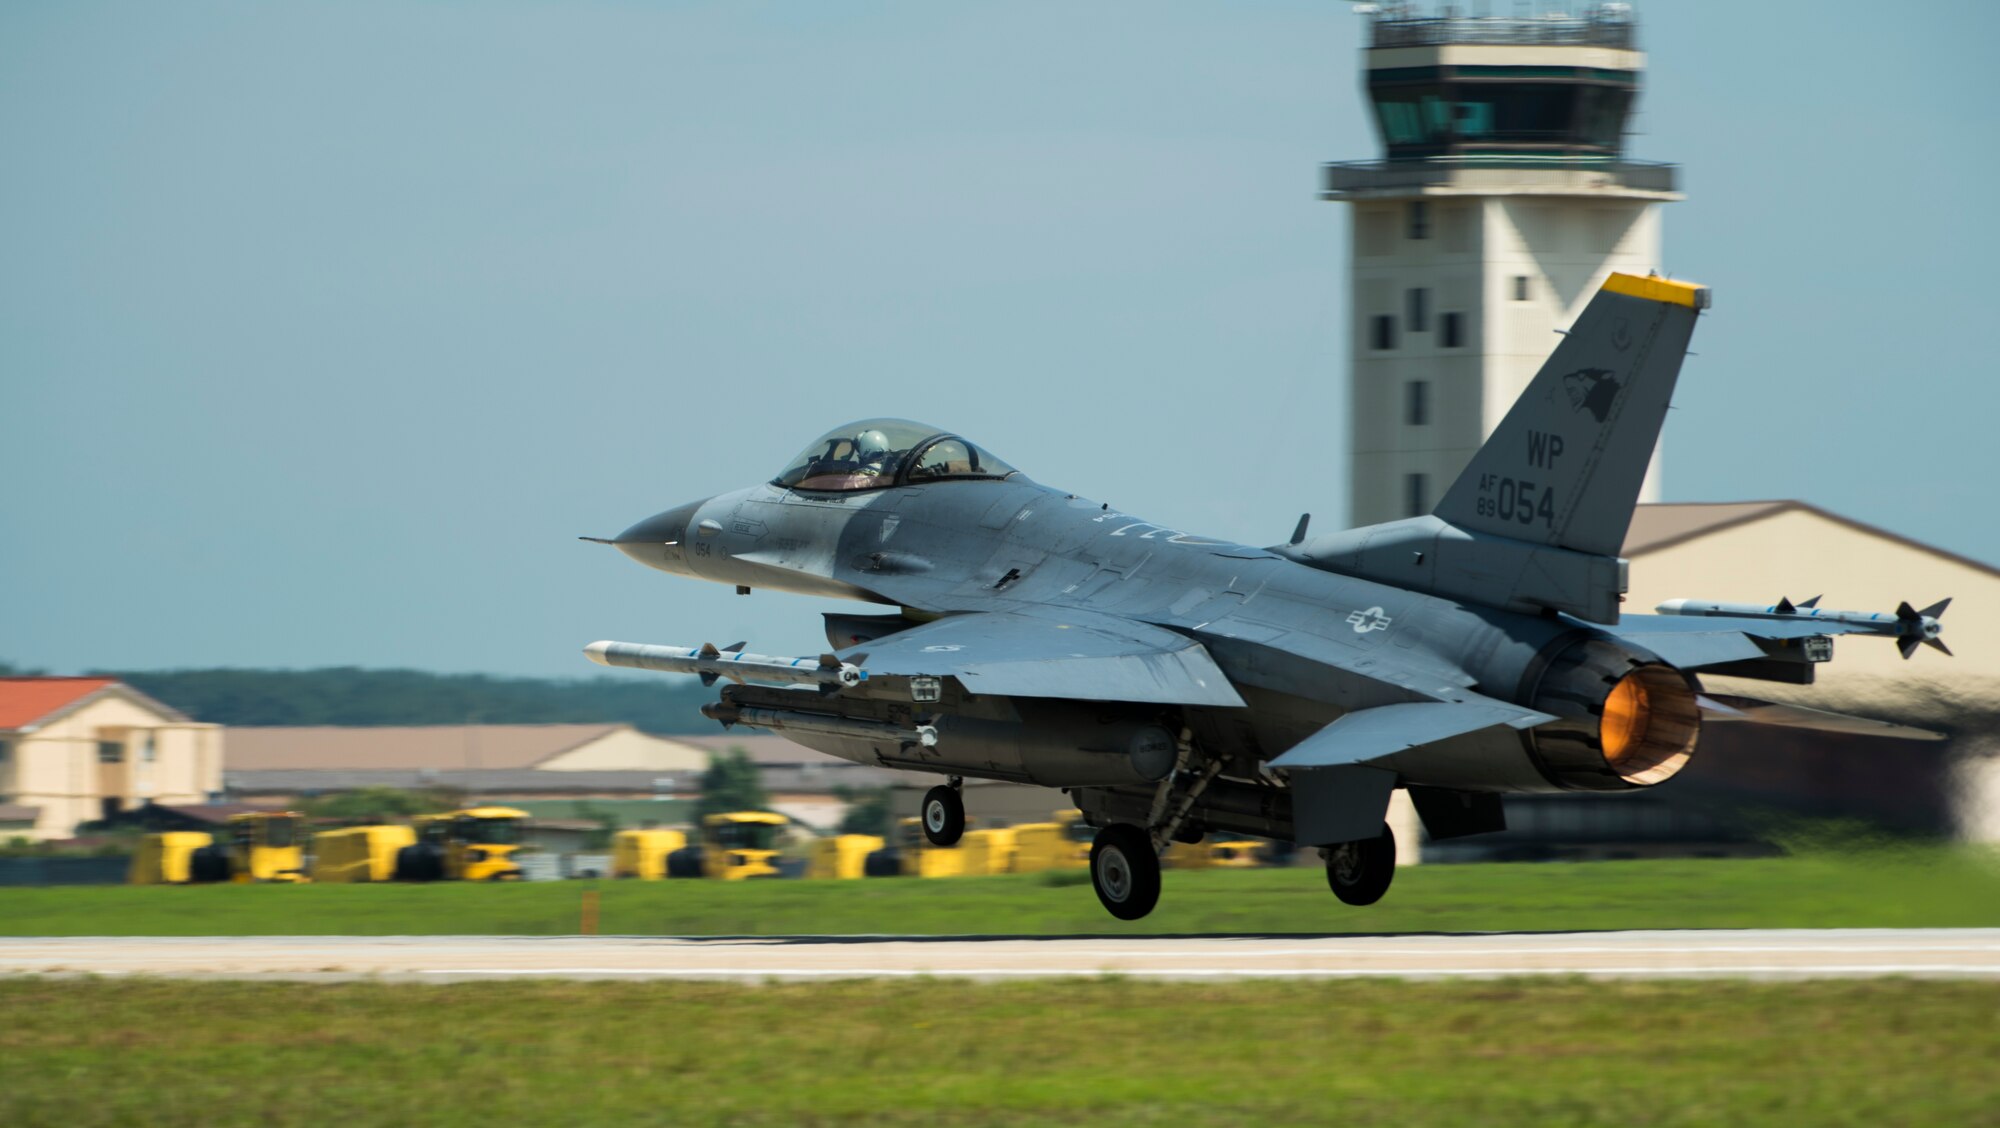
top-left (311, 825), bottom-right (417, 883)
top-left (861, 817), bottom-right (968, 878)
top-left (1164, 839), bottom-right (1267, 870)
top-left (223, 811), bottom-right (310, 882)
top-left (666, 811), bottom-right (786, 879)
top-left (958, 827), bottom-right (1016, 876)
top-left (612, 828), bottom-right (688, 879)
top-left (1010, 810), bottom-right (1093, 875)
top-left (395, 806), bottom-right (529, 881)
top-left (129, 832), bottom-right (214, 884)
top-left (805, 834), bottom-right (883, 879)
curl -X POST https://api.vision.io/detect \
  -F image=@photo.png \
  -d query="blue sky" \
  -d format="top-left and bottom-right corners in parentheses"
top-left (2, 1), bottom-right (1993, 678)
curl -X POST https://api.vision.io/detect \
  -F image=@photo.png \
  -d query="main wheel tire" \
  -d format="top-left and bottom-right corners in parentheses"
top-left (1324, 822), bottom-right (1396, 906)
top-left (921, 785), bottom-right (965, 847)
top-left (395, 843), bottom-right (441, 883)
top-left (188, 845), bottom-right (229, 884)
top-left (666, 846), bottom-right (706, 879)
top-left (1089, 824), bottom-right (1161, 921)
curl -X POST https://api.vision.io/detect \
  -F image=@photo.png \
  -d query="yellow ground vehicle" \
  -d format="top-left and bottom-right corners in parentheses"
top-left (312, 825), bottom-right (417, 882)
top-left (129, 831), bottom-right (214, 884)
top-left (865, 817), bottom-right (967, 878)
top-left (805, 834), bottom-right (882, 879)
top-left (612, 829), bottom-right (688, 879)
top-left (958, 828), bottom-right (1016, 876)
top-left (219, 812), bottom-right (310, 882)
top-left (1010, 810), bottom-right (1093, 874)
top-left (666, 811), bottom-right (785, 879)
top-left (1164, 839), bottom-right (1266, 869)
top-left (171, 812), bottom-right (309, 883)
top-left (394, 806), bottom-right (528, 881)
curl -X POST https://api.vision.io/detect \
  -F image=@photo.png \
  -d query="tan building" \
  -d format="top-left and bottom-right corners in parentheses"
top-left (224, 723), bottom-right (716, 800)
top-left (227, 723), bottom-right (714, 775)
top-left (222, 725), bottom-right (896, 819)
top-left (1622, 501), bottom-right (2000, 842)
top-left (0, 678), bottom-right (222, 840)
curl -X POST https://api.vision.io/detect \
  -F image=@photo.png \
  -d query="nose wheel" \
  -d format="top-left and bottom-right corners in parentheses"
top-left (1089, 823), bottom-right (1161, 920)
top-left (1323, 822), bottom-right (1396, 906)
top-left (921, 784), bottom-right (965, 847)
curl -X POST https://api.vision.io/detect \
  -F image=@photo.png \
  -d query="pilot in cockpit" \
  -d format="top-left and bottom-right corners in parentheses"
top-left (776, 418), bottom-right (1017, 493)
top-left (793, 428), bottom-right (906, 491)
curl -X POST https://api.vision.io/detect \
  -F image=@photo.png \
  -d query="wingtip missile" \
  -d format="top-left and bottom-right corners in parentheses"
top-left (584, 639), bottom-right (869, 688)
top-left (1659, 596), bottom-right (1951, 658)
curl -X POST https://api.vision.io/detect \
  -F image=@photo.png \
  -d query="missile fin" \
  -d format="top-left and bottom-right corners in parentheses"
top-left (1799, 595), bottom-right (1822, 609)
top-left (1898, 636), bottom-right (1921, 660)
top-left (1775, 597), bottom-right (1796, 615)
top-left (1918, 598), bottom-right (1951, 620)
top-left (698, 642), bottom-right (721, 659)
top-left (699, 672), bottom-right (718, 687)
top-left (1927, 637), bottom-right (1954, 657)
top-left (724, 641), bottom-right (747, 653)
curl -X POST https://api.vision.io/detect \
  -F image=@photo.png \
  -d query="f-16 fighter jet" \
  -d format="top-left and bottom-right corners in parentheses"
top-left (585, 273), bottom-right (1949, 920)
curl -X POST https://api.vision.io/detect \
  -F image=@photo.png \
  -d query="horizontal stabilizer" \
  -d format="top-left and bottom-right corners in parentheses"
top-left (1268, 697), bottom-right (1555, 770)
top-left (1697, 693), bottom-right (1945, 741)
top-left (841, 607), bottom-right (1246, 707)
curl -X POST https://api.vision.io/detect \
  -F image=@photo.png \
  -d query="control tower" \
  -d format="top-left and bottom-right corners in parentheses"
top-left (1328, 3), bottom-right (1680, 527)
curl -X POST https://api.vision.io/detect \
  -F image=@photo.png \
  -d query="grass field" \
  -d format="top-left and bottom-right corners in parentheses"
top-left (1, 977), bottom-right (1994, 1126)
top-left (5, 848), bottom-right (1998, 936)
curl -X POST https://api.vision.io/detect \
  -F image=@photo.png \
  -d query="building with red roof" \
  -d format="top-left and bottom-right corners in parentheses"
top-left (0, 678), bottom-right (221, 840)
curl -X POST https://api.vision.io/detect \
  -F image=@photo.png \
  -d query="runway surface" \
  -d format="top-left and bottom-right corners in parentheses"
top-left (4, 929), bottom-right (1999, 982)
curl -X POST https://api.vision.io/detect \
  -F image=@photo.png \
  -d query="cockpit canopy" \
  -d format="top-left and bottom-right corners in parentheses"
top-left (774, 418), bottom-right (1018, 493)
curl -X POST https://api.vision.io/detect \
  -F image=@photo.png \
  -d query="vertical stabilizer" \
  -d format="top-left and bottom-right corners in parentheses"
top-left (1434, 274), bottom-right (1707, 557)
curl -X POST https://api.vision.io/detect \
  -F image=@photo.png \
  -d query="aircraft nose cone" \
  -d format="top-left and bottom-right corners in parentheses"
top-left (612, 499), bottom-right (704, 571)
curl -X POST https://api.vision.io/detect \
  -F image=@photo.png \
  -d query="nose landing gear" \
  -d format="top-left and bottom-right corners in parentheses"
top-left (921, 780), bottom-right (965, 847)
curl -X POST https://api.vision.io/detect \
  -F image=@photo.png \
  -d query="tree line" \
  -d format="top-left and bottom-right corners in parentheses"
top-left (55, 664), bottom-right (718, 735)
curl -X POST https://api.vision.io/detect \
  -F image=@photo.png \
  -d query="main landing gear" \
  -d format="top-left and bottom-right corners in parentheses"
top-left (921, 780), bottom-right (965, 847)
top-left (1086, 820), bottom-right (1402, 919)
top-left (1089, 824), bottom-right (1161, 921)
top-left (1323, 822), bottom-right (1397, 906)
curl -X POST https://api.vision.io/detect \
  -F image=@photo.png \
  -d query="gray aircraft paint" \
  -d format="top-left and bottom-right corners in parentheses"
top-left (592, 276), bottom-right (1947, 854)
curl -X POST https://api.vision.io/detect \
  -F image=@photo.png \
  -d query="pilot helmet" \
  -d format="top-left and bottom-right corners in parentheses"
top-left (855, 429), bottom-right (891, 459)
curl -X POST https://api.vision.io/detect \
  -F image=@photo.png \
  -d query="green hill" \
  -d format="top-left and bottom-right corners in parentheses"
top-left (94, 666), bottom-right (718, 735)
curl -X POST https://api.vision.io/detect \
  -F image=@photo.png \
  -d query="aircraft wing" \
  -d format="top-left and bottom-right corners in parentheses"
top-left (1267, 696), bottom-right (1556, 769)
top-left (841, 607), bottom-right (1246, 707)
top-left (1605, 612), bottom-right (1883, 671)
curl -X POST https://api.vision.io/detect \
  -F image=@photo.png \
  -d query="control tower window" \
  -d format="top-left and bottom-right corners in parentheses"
top-left (1442, 311), bottom-right (1465, 348)
top-left (1405, 473), bottom-right (1430, 518)
top-left (1407, 288), bottom-right (1429, 332)
top-left (1371, 315), bottom-right (1396, 351)
top-left (1512, 276), bottom-right (1531, 302)
top-left (1405, 381), bottom-right (1430, 426)
top-left (1407, 200), bottom-right (1430, 240)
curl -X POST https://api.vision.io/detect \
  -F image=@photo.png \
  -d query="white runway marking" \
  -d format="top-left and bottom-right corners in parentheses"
top-left (4, 929), bottom-right (1999, 983)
